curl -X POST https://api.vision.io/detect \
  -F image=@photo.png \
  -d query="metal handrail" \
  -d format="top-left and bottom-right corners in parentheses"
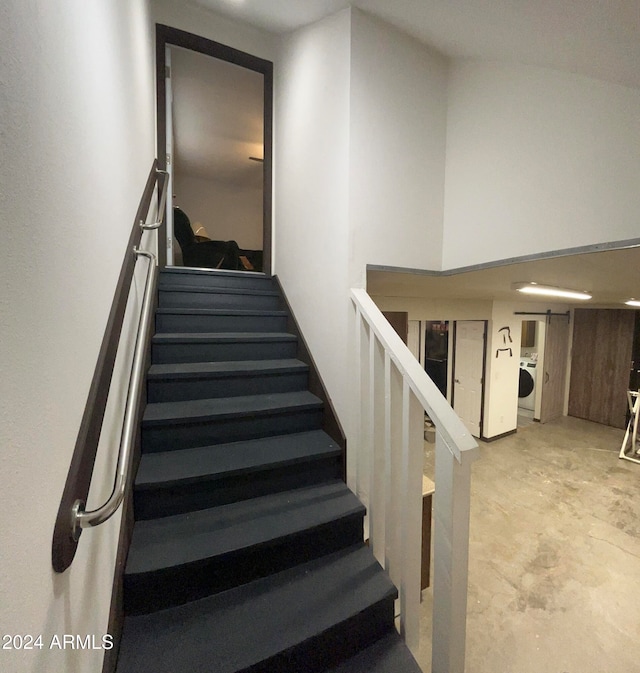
top-left (140, 169), bottom-right (169, 230)
top-left (70, 247), bottom-right (157, 540)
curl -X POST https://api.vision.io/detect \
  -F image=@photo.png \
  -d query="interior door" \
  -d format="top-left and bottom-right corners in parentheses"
top-left (568, 309), bottom-right (634, 428)
top-left (156, 26), bottom-right (273, 273)
top-left (539, 314), bottom-right (570, 423)
top-left (383, 311), bottom-right (408, 344)
top-left (165, 47), bottom-right (174, 265)
top-left (453, 321), bottom-right (486, 437)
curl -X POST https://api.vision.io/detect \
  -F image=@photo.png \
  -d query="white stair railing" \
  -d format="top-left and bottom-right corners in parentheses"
top-left (350, 289), bottom-right (479, 673)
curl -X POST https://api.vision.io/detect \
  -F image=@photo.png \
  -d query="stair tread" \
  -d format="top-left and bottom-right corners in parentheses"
top-left (147, 358), bottom-right (308, 379)
top-left (117, 545), bottom-right (396, 673)
top-left (325, 632), bottom-right (422, 673)
top-left (126, 480), bottom-right (364, 575)
top-left (143, 390), bottom-right (322, 425)
top-left (156, 307), bottom-right (287, 316)
top-left (160, 283), bottom-right (279, 297)
top-left (152, 331), bottom-right (296, 343)
top-left (160, 267), bottom-right (269, 280)
top-left (136, 430), bottom-right (340, 488)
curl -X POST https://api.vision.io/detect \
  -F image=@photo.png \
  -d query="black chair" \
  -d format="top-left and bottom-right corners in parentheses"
top-left (173, 207), bottom-right (240, 270)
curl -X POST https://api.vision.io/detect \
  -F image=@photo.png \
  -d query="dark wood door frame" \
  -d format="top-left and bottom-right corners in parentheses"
top-left (155, 24), bottom-right (273, 273)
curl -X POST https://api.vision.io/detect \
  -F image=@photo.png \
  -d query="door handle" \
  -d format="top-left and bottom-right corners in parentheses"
top-left (544, 372), bottom-right (549, 384)
top-left (455, 378), bottom-right (461, 384)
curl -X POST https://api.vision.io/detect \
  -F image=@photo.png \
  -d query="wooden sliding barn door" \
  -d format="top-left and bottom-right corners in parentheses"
top-left (568, 309), bottom-right (634, 429)
top-left (540, 314), bottom-right (571, 424)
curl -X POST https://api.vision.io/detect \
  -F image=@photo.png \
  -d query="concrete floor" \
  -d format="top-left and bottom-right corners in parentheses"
top-left (417, 416), bottom-right (640, 673)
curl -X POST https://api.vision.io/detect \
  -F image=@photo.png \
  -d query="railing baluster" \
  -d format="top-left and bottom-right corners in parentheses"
top-left (432, 429), bottom-right (474, 673)
top-left (370, 337), bottom-right (386, 562)
top-left (388, 361), bottom-right (404, 590)
top-left (399, 383), bottom-right (423, 652)
top-left (367, 332), bottom-right (376, 548)
top-left (383, 351), bottom-right (393, 572)
top-left (357, 317), bottom-right (371, 511)
top-left (350, 307), bottom-right (362, 496)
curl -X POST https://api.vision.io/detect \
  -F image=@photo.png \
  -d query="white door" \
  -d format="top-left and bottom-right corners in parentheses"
top-left (453, 321), bottom-right (486, 437)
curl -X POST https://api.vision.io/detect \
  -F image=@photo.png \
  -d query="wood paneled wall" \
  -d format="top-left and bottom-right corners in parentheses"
top-left (568, 309), bottom-right (634, 428)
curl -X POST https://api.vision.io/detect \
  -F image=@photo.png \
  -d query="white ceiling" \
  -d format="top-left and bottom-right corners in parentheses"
top-left (193, 0), bottom-right (640, 89)
top-left (367, 245), bottom-right (640, 308)
top-left (170, 46), bottom-right (264, 184)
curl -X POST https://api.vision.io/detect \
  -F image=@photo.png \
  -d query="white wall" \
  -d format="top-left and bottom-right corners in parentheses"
top-left (274, 9), bottom-right (353, 425)
top-left (370, 295), bottom-right (493, 322)
top-left (174, 173), bottom-right (263, 249)
top-left (0, 2), bottom-right (156, 672)
top-left (442, 61), bottom-right (640, 269)
top-left (349, 10), bottom-right (447, 286)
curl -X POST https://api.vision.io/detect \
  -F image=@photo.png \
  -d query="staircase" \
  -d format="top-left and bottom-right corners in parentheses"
top-left (115, 267), bottom-right (422, 673)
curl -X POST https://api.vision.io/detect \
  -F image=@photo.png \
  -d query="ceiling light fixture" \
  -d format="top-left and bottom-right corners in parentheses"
top-left (625, 299), bottom-right (640, 307)
top-left (512, 282), bottom-right (592, 301)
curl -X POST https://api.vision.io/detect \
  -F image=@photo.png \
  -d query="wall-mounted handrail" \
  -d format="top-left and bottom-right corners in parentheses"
top-left (52, 162), bottom-right (165, 573)
top-left (350, 287), bottom-right (479, 673)
top-left (140, 169), bottom-right (169, 230)
top-left (70, 249), bottom-right (157, 540)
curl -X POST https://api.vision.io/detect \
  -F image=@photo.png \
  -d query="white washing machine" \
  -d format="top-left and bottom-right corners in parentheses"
top-left (518, 357), bottom-right (537, 411)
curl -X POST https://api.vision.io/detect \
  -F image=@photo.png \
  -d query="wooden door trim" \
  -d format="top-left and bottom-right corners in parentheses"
top-left (155, 24), bottom-right (273, 274)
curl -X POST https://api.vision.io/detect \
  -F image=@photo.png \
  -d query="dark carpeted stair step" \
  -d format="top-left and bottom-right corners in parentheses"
top-left (158, 284), bottom-right (281, 311)
top-left (324, 631), bottom-right (423, 673)
top-left (141, 390), bottom-right (323, 452)
top-left (152, 331), bottom-right (297, 363)
top-left (147, 358), bottom-right (309, 403)
top-left (159, 267), bottom-right (275, 292)
top-left (134, 429), bottom-right (342, 519)
top-left (117, 544), bottom-right (396, 673)
top-left (124, 480), bottom-right (365, 614)
top-left (155, 307), bottom-right (288, 334)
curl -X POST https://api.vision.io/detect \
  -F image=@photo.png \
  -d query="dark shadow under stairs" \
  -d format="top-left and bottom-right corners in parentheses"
top-left (116, 267), bottom-right (422, 673)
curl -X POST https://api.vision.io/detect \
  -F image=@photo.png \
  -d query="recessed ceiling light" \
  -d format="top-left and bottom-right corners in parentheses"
top-left (625, 300), bottom-right (640, 307)
top-left (512, 282), bottom-right (592, 301)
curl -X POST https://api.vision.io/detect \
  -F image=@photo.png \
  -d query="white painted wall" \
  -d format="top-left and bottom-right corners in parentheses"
top-left (443, 61), bottom-right (640, 269)
top-left (370, 296), bottom-right (493, 322)
top-left (174, 173), bottom-right (263, 250)
top-left (0, 2), bottom-right (156, 672)
top-left (349, 10), bottom-right (447, 286)
top-left (274, 9), bottom-right (353, 425)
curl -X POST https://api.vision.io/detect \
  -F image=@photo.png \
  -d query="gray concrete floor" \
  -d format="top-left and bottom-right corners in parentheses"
top-left (417, 416), bottom-right (640, 673)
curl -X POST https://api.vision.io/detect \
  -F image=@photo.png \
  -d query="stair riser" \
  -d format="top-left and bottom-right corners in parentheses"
top-left (159, 271), bottom-right (275, 292)
top-left (124, 515), bottom-right (364, 614)
top-left (134, 456), bottom-right (342, 520)
top-left (152, 340), bottom-right (297, 364)
top-left (248, 599), bottom-right (395, 673)
top-left (158, 290), bottom-right (281, 311)
top-left (148, 370), bottom-right (309, 403)
top-left (155, 312), bottom-right (288, 334)
top-left (142, 409), bottom-right (323, 452)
